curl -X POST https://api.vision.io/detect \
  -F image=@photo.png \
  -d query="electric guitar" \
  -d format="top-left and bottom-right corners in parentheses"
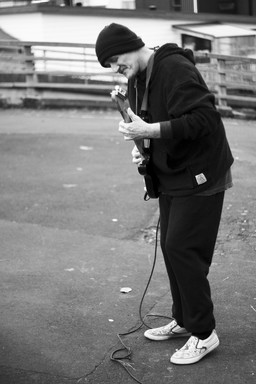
top-left (111, 86), bottom-right (159, 199)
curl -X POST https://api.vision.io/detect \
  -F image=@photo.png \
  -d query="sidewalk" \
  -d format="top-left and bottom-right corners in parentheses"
top-left (0, 110), bottom-right (255, 384)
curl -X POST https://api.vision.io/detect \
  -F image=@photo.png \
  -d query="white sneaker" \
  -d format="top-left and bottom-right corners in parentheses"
top-left (170, 330), bottom-right (220, 365)
top-left (144, 319), bottom-right (191, 341)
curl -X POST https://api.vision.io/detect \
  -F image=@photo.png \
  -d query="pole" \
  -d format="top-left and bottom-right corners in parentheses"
top-left (193, 0), bottom-right (198, 13)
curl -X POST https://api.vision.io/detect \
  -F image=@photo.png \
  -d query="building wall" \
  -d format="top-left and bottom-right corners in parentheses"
top-left (237, 0), bottom-right (256, 16)
top-left (197, 0), bottom-right (219, 13)
top-left (0, 6), bottom-right (255, 57)
top-left (0, 11), bottom-right (189, 46)
top-left (197, 0), bottom-right (256, 15)
top-left (136, 0), bottom-right (256, 15)
top-left (135, 0), bottom-right (171, 11)
top-left (181, 0), bottom-right (194, 13)
top-left (0, 13), bottom-right (45, 41)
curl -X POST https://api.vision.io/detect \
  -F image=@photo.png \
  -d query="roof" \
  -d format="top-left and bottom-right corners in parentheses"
top-left (0, 27), bottom-right (18, 41)
top-left (173, 22), bottom-right (256, 40)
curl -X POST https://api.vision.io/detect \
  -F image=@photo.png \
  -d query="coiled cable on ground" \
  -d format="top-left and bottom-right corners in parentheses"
top-left (110, 216), bottom-right (173, 383)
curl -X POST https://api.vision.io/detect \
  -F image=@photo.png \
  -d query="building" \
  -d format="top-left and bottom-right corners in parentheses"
top-left (174, 22), bottom-right (256, 56)
top-left (136, 0), bottom-right (256, 16)
top-left (0, 0), bottom-right (136, 7)
top-left (0, 4), bottom-right (255, 56)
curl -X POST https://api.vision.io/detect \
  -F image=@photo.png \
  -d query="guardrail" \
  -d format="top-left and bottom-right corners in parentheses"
top-left (0, 40), bottom-right (256, 114)
top-left (0, 40), bottom-right (124, 108)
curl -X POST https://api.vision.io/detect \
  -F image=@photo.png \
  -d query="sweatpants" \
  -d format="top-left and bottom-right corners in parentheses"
top-left (159, 191), bottom-right (225, 336)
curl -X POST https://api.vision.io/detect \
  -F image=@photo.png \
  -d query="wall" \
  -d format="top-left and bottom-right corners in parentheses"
top-left (181, 0), bottom-right (194, 13)
top-left (0, 6), bottom-right (255, 52)
top-left (0, 11), bottom-right (191, 46)
top-left (197, 0), bottom-right (219, 13)
top-left (237, 0), bottom-right (256, 16)
top-left (196, 0), bottom-right (256, 15)
top-left (0, 12), bottom-right (44, 40)
top-left (135, 0), bottom-right (171, 11)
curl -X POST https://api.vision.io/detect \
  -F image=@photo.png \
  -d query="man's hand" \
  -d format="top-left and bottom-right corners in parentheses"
top-left (131, 145), bottom-right (142, 164)
top-left (118, 108), bottom-right (160, 140)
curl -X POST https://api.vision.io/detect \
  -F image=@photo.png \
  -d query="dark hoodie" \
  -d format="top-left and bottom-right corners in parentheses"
top-left (128, 43), bottom-right (234, 196)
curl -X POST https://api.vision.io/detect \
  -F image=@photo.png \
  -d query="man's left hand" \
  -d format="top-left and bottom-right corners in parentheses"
top-left (119, 108), bottom-right (149, 141)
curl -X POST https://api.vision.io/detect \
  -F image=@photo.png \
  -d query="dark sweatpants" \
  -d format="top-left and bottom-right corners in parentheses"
top-left (159, 191), bottom-right (225, 336)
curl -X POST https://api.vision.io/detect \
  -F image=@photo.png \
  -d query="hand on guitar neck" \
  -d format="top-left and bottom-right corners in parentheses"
top-left (111, 86), bottom-right (159, 199)
top-left (111, 86), bottom-right (146, 155)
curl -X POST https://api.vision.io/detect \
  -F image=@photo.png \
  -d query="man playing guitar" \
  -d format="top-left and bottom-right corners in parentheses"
top-left (111, 86), bottom-right (158, 200)
top-left (95, 23), bottom-right (233, 366)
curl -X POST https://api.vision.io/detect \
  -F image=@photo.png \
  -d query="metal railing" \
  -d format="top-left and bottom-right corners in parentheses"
top-left (1, 40), bottom-right (256, 111)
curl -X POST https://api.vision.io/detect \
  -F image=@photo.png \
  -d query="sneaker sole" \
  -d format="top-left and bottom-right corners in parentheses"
top-left (144, 331), bottom-right (191, 341)
top-left (170, 338), bottom-right (220, 365)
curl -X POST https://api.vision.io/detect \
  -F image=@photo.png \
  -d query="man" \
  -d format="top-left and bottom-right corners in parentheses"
top-left (95, 23), bottom-right (233, 365)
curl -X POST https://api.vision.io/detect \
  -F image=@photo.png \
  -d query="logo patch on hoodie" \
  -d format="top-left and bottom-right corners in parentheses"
top-left (195, 173), bottom-right (207, 185)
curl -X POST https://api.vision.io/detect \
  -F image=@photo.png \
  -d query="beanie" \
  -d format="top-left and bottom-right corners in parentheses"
top-left (95, 23), bottom-right (145, 68)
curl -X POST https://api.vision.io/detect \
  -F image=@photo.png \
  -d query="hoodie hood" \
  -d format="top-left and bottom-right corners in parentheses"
top-left (154, 43), bottom-right (195, 66)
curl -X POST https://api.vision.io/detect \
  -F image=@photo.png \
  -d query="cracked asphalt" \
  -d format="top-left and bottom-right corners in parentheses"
top-left (0, 109), bottom-right (255, 384)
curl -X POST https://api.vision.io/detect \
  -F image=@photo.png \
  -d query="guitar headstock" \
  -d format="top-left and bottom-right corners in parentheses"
top-left (111, 86), bottom-right (145, 155)
top-left (111, 86), bottom-right (131, 123)
top-left (111, 85), bottom-right (127, 101)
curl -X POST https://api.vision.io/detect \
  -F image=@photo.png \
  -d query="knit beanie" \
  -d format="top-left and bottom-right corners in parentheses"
top-left (95, 23), bottom-right (145, 67)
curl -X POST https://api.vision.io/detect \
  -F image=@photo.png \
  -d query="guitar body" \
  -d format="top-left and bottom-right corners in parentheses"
top-left (111, 86), bottom-right (159, 199)
top-left (137, 149), bottom-right (159, 199)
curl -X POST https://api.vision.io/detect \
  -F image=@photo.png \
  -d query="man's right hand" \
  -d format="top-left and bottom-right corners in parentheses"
top-left (131, 145), bottom-right (142, 164)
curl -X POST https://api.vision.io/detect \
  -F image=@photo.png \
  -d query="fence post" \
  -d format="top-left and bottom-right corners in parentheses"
top-left (216, 57), bottom-right (233, 115)
top-left (216, 58), bottom-right (227, 106)
top-left (24, 44), bottom-right (38, 99)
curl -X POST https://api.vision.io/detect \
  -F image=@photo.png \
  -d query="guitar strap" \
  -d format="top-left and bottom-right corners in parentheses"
top-left (139, 51), bottom-right (155, 150)
top-left (141, 51), bottom-right (155, 114)
top-left (137, 52), bottom-right (159, 201)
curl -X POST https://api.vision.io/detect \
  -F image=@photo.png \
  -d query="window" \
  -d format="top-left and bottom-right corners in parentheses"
top-left (218, 1), bottom-right (236, 12)
top-left (172, 0), bottom-right (181, 12)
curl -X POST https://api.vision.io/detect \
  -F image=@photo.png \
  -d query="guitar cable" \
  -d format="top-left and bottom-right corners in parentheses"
top-left (110, 215), bottom-right (173, 384)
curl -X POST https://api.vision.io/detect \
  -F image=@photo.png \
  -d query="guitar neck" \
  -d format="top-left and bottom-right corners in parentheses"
top-left (134, 139), bottom-right (150, 155)
top-left (111, 87), bottom-right (150, 155)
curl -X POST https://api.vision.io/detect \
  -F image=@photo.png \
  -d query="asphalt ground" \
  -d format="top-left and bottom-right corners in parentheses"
top-left (0, 109), bottom-right (255, 384)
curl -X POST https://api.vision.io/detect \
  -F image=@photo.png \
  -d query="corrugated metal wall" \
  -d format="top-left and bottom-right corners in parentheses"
top-left (135, 0), bottom-right (256, 15)
top-left (181, 0), bottom-right (194, 13)
top-left (136, 0), bottom-right (194, 13)
top-left (136, 0), bottom-right (170, 11)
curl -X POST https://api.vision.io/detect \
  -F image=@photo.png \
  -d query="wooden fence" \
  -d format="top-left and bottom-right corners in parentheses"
top-left (0, 40), bottom-right (256, 113)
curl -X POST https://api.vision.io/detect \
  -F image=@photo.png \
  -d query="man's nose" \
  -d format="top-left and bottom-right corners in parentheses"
top-left (110, 63), bottom-right (119, 73)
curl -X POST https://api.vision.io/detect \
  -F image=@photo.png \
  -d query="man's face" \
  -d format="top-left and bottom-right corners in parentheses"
top-left (106, 51), bottom-right (140, 79)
